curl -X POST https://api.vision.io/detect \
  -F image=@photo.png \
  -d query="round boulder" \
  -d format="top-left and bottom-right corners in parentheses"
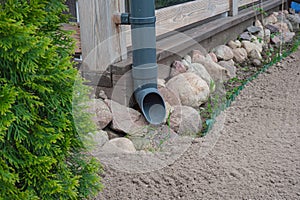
top-left (86, 99), bottom-right (113, 130)
top-left (187, 63), bottom-right (215, 92)
top-left (169, 105), bottom-right (202, 136)
top-left (166, 73), bottom-right (210, 108)
top-left (213, 45), bottom-right (234, 61)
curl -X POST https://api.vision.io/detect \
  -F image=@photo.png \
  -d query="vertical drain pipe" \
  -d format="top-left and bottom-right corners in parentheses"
top-left (116, 0), bottom-right (166, 125)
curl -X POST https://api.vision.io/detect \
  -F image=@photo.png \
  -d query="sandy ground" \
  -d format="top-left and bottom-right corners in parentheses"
top-left (96, 49), bottom-right (300, 200)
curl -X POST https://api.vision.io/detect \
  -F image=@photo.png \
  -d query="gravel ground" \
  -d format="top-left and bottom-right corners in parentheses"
top-left (96, 49), bottom-right (300, 200)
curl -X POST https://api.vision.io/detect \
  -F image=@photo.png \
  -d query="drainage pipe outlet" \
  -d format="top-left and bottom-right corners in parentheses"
top-left (117, 0), bottom-right (166, 125)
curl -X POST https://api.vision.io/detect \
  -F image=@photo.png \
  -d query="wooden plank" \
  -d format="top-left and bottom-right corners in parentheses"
top-left (229, 0), bottom-right (239, 16)
top-left (78, 0), bottom-right (127, 73)
top-left (123, 0), bottom-right (230, 47)
top-left (239, 0), bottom-right (260, 8)
top-left (111, 0), bottom-right (285, 77)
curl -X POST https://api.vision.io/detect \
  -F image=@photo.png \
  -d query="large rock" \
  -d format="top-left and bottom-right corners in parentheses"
top-left (227, 40), bottom-right (242, 49)
top-left (273, 22), bottom-right (290, 33)
top-left (239, 32), bottom-right (252, 41)
top-left (86, 99), bottom-right (113, 130)
top-left (252, 59), bottom-right (262, 67)
top-left (88, 130), bottom-right (109, 151)
top-left (241, 40), bottom-right (262, 53)
top-left (181, 59), bottom-right (190, 69)
top-left (169, 105), bottom-right (202, 136)
top-left (265, 24), bottom-right (280, 33)
top-left (157, 78), bottom-right (166, 88)
top-left (264, 14), bottom-right (278, 25)
top-left (271, 35), bottom-right (282, 45)
top-left (191, 50), bottom-right (206, 63)
top-left (232, 48), bottom-right (248, 63)
top-left (287, 14), bottom-right (300, 24)
top-left (105, 100), bottom-right (148, 136)
top-left (194, 56), bottom-right (230, 82)
top-left (183, 55), bottom-right (192, 64)
top-left (271, 32), bottom-right (295, 45)
top-left (247, 26), bottom-right (262, 34)
top-left (207, 52), bottom-right (218, 63)
top-left (103, 138), bottom-right (136, 153)
top-left (218, 60), bottom-right (236, 79)
top-left (166, 73), bottom-right (210, 108)
top-left (249, 49), bottom-right (262, 60)
top-left (170, 60), bottom-right (187, 77)
top-left (187, 63), bottom-right (215, 91)
top-left (255, 19), bottom-right (264, 29)
top-left (212, 45), bottom-right (234, 61)
top-left (283, 32), bottom-right (295, 43)
top-left (158, 87), bottom-right (181, 106)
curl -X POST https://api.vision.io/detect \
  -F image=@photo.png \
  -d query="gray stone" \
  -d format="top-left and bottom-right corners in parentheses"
top-left (157, 79), bottom-right (166, 88)
top-left (265, 24), bottom-right (280, 33)
top-left (166, 73), bottom-right (210, 108)
top-left (283, 32), bottom-right (295, 43)
top-left (98, 90), bottom-right (108, 99)
top-left (104, 138), bottom-right (136, 153)
top-left (191, 50), bottom-right (206, 63)
top-left (247, 26), bottom-right (262, 34)
top-left (232, 48), bottom-right (248, 63)
top-left (194, 56), bottom-right (230, 82)
top-left (287, 14), bottom-right (300, 24)
top-left (158, 87), bottom-right (181, 107)
top-left (105, 100), bottom-right (148, 136)
top-left (207, 52), bottom-right (218, 63)
top-left (187, 63), bottom-right (215, 91)
top-left (252, 59), bottom-right (262, 67)
top-left (249, 49), bottom-right (262, 60)
top-left (271, 35), bottom-right (282, 45)
top-left (86, 99), bottom-right (113, 130)
top-left (227, 40), bottom-right (242, 49)
top-left (273, 22), bottom-right (290, 33)
top-left (183, 55), bottom-right (192, 64)
top-left (170, 60), bottom-right (187, 77)
top-left (88, 130), bottom-right (109, 150)
top-left (169, 105), bottom-right (202, 136)
top-left (181, 59), bottom-right (190, 69)
top-left (239, 32), bottom-right (252, 41)
top-left (213, 45), bottom-right (234, 61)
top-left (218, 60), bottom-right (237, 79)
top-left (255, 20), bottom-right (263, 29)
top-left (264, 14), bottom-right (278, 25)
top-left (241, 40), bottom-right (262, 54)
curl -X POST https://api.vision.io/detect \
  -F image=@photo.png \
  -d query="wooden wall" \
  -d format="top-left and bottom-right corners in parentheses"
top-left (239, 0), bottom-right (260, 8)
top-left (78, 0), bottom-right (127, 72)
top-left (124, 0), bottom-right (230, 46)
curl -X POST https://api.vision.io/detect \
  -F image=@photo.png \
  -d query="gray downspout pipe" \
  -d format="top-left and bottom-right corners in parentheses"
top-left (118, 0), bottom-right (166, 125)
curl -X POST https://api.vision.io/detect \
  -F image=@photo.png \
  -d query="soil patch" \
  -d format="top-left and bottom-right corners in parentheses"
top-left (96, 47), bottom-right (300, 200)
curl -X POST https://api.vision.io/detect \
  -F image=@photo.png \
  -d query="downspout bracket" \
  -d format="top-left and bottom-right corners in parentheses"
top-left (129, 16), bottom-right (156, 25)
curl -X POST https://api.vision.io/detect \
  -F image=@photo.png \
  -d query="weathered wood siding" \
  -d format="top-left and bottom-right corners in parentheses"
top-left (124, 0), bottom-right (230, 46)
top-left (78, 0), bottom-right (127, 72)
top-left (239, 0), bottom-right (260, 7)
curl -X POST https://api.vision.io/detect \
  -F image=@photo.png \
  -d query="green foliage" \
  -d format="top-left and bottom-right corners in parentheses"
top-left (0, 0), bottom-right (102, 199)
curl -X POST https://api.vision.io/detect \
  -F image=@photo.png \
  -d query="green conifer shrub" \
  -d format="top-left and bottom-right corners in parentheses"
top-left (0, 0), bottom-right (102, 199)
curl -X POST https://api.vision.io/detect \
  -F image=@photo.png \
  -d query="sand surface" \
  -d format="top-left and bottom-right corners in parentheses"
top-left (96, 49), bottom-right (300, 200)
